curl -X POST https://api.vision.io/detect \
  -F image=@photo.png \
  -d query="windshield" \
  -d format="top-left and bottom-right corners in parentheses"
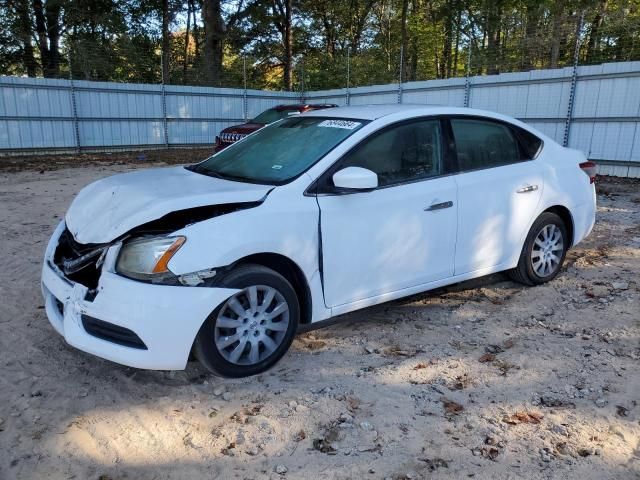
top-left (190, 117), bottom-right (366, 184)
top-left (251, 108), bottom-right (294, 124)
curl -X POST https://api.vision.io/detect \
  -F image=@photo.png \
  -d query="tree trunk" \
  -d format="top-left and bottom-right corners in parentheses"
top-left (549, 1), bottom-right (565, 68)
top-left (183, 0), bottom-right (192, 81)
top-left (522, 1), bottom-right (540, 71)
top-left (192, 0), bottom-right (200, 59)
top-left (486, 0), bottom-right (502, 75)
top-left (586, 0), bottom-right (607, 63)
top-left (400, 0), bottom-right (409, 81)
top-left (202, 0), bottom-right (225, 86)
top-left (162, 0), bottom-right (170, 83)
top-left (408, 0), bottom-right (419, 81)
top-left (443, 0), bottom-right (454, 78)
top-left (453, 3), bottom-right (461, 77)
top-left (16, 0), bottom-right (37, 76)
top-left (33, 0), bottom-right (62, 77)
top-left (272, 0), bottom-right (293, 90)
top-left (321, 10), bottom-right (336, 58)
top-left (283, 0), bottom-right (293, 91)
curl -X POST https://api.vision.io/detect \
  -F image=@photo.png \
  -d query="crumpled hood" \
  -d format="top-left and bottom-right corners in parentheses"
top-left (66, 166), bottom-right (272, 244)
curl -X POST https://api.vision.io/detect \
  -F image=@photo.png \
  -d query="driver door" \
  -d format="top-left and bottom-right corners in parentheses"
top-left (315, 118), bottom-right (458, 309)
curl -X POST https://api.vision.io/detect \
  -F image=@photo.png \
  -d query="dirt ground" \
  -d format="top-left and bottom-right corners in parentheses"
top-left (0, 156), bottom-right (638, 480)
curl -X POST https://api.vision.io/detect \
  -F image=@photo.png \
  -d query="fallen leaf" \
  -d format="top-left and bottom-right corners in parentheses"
top-left (577, 448), bottom-right (593, 457)
top-left (303, 339), bottom-right (327, 351)
top-left (485, 447), bottom-right (500, 460)
top-left (221, 441), bottom-right (236, 455)
top-left (346, 396), bottom-right (361, 412)
top-left (383, 345), bottom-right (416, 357)
top-left (448, 373), bottom-right (473, 391)
top-left (293, 430), bottom-right (306, 442)
top-left (502, 411), bottom-right (544, 425)
top-left (616, 405), bottom-right (629, 417)
top-left (418, 457), bottom-right (449, 471)
top-left (493, 359), bottom-right (518, 376)
top-left (441, 397), bottom-right (464, 415)
top-left (312, 438), bottom-right (337, 454)
top-left (478, 353), bottom-right (496, 363)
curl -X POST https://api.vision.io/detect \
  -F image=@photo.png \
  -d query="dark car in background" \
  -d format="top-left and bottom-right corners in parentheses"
top-left (214, 103), bottom-right (337, 152)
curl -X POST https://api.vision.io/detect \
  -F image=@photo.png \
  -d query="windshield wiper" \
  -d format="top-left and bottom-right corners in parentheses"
top-left (186, 164), bottom-right (228, 180)
top-left (186, 165), bottom-right (275, 185)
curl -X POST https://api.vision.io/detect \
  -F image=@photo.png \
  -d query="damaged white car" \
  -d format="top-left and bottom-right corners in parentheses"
top-left (42, 105), bottom-right (596, 377)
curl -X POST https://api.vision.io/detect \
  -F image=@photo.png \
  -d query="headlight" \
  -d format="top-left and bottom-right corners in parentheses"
top-left (116, 236), bottom-right (185, 281)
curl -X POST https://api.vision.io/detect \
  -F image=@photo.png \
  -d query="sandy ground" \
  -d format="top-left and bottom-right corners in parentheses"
top-left (0, 160), bottom-right (638, 480)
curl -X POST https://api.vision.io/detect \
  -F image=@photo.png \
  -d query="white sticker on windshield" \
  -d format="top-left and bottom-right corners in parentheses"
top-left (318, 119), bottom-right (361, 130)
top-left (271, 164), bottom-right (283, 170)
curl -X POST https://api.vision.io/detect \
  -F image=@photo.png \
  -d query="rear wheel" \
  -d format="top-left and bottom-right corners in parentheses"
top-left (509, 212), bottom-right (568, 286)
top-left (193, 264), bottom-right (299, 377)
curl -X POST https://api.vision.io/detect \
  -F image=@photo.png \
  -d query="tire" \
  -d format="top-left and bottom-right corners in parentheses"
top-left (193, 264), bottom-right (300, 378)
top-left (508, 212), bottom-right (569, 286)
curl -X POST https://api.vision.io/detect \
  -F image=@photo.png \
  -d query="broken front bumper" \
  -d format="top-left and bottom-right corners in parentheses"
top-left (41, 221), bottom-right (238, 370)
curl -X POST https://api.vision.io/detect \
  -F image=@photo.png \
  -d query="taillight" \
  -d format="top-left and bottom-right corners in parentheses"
top-left (579, 161), bottom-right (597, 184)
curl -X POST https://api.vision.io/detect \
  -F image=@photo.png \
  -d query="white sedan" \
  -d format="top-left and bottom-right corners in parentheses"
top-left (41, 105), bottom-right (596, 377)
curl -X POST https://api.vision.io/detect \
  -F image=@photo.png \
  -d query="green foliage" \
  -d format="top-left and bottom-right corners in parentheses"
top-left (1, 0), bottom-right (639, 89)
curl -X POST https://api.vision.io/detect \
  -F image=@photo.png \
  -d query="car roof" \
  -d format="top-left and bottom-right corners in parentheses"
top-left (274, 104), bottom-right (336, 111)
top-left (300, 104), bottom-right (509, 121)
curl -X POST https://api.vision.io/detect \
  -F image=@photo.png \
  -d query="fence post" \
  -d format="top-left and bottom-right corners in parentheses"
top-left (397, 46), bottom-right (404, 104)
top-left (563, 12), bottom-right (584, 148)
top-left (464, 42), bottom-right (472, 107)
top-left (160, 56), bottom-right (169, 148)
top-left (67, 52), bottom-right (81, 153)
top-left (243, 54), bottom-right (248, 122)
top-left (346, 48), bottom-right (351, 106)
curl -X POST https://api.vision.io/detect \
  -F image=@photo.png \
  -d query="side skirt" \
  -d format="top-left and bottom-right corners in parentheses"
top-left (326, 259), bottom-right (519, 319)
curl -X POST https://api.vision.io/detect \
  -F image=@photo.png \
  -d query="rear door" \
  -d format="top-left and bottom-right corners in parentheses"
top-left (449, 117), bottom-right (544, 275)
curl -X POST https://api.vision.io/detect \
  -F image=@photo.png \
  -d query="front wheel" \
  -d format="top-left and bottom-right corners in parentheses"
top-left (509, 212), bottom-right (569, 286)
top-left (193, 264), bottom-right (299, 377)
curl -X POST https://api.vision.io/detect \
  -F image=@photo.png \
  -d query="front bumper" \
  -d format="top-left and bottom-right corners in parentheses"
top-left (41, 222), bottom-right (239, 370)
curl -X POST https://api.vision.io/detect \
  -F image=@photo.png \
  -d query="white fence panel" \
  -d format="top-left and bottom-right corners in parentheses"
top-left (1, 61), bottom-right (639, 177)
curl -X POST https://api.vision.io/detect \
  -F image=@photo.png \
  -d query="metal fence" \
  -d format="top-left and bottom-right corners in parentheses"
top-left (1, 60), bottom-right (640, 178)
top-left (305, 61), bottom-right (640, 178)
top-left (0, 76), bottom-right (297, 153)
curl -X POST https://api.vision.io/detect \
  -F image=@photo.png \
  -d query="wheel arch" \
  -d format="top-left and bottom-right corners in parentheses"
top-left (233, 253), bottom-right (313, 325)
top-left (541, 205), bottom-right (575, 247)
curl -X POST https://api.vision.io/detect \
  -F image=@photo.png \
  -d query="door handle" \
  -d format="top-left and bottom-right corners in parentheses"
top-left (516, 185), bottom-right (538, 193)
top-left (425, 200), bottom-right (453, 211)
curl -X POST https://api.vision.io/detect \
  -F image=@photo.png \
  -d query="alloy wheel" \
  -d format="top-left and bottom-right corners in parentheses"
top-left (530, 224), bottom-right (564, 277)
top-left (214, 285), bottom-right (290, 365)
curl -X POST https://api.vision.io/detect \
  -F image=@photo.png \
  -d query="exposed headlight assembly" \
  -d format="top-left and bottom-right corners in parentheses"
top-left (116, 236), bottom-right (185, 281)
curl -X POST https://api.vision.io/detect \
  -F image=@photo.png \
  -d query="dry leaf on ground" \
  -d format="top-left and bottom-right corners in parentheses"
top-left (502, 411), bottom-right (544, 425)
top-left (441, 397), bottom-right (464, 415)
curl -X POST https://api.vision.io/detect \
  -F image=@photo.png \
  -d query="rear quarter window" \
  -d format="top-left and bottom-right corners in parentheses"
top-left (512, 126), bottom-right (543, 159)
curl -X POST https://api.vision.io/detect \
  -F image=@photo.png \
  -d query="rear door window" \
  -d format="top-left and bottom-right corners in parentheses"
top-left (450, 118), bottom-right (522, 172)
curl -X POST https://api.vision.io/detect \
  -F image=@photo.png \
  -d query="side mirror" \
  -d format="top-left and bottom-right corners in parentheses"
top-left (332, 167), bottom-right (378, 192)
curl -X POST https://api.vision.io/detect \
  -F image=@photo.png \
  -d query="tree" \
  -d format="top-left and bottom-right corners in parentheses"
top-left (33, 0), bottom-right (63, 77)
top-left (272, 0), bottom-right (294, 90)
top-left (202, 0), bottom-right (225, 85)
top-left (161, 0), bottom-right (170, 82)
top-left (0, 0), bottom-right (639, 89)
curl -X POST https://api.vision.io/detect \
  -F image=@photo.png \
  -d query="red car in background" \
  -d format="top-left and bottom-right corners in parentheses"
top-left (214, 104), bottom-right (337, 152)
